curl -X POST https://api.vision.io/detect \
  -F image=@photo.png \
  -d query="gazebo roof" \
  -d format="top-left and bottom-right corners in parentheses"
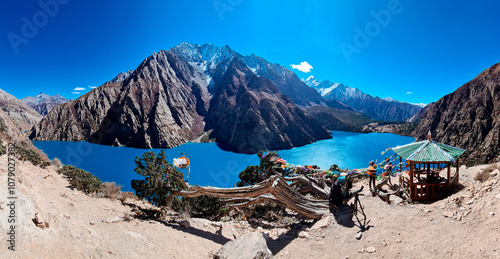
top-left (391, 140), bottom-right (465, 163)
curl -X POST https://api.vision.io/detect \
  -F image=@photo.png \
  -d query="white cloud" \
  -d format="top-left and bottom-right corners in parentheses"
top-left (72, 92), bottom-right (81, 95)
top-left (406, 92), bottom-right (413, 95)
top-left (90, 86), bottom-right (97, 89)
top-left (290, 61), bottom-right (313, 73)
top-left (74, 87), bottom-right (86, 91)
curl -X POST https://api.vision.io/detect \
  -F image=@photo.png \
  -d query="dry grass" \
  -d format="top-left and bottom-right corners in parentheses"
top-left (474, 164), bottom-right (499, 182)
top-left (51, 158), bottom-right (62, 169)
top-left (119, 191), bottom-right (138, 203)
top-left (101, 182), bottom-right (122, 200)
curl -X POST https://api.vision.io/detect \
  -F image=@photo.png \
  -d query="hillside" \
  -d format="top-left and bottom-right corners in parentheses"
top-left (305, 106), bottom-right (372, 132)
top-left (1, 146), bottom-right (499, 258)
top-left (414, 63), bottom-right (500, 164)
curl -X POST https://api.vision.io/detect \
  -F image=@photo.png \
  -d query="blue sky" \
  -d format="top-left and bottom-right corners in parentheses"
top-left (1, 0), bottom-right (500, 105)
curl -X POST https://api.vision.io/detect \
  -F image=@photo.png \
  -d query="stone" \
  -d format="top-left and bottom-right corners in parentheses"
top-left (311, 216), bottom-right (330, 230)
top-left (366, 246), bottom-right (376, 253)
top-left (443, 211), bottom-right (454, 218)
top-left (355, 233), bottom-right (363, 240)
top-left (45, 222), bottom-right (50, 228)
top-left (180, 220), bottom-right (190, 228)
top-left (214, 232), bottom-right (273, 259)
top-left (298, 231), bottom-right (309, 239)
top-left (90, 221), bottom-right (95, 225)
top-left (35, 212), bottom-right (45, 224)
top-left (104, 216), bottom-right (123, 223)
top-left (36, 223), bottom-right (45, 229)
top-left (489, 212), bottom-right (495, 216)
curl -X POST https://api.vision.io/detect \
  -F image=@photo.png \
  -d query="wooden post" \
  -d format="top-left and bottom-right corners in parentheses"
top-left (447, 163), bottom-right (451, 194)
top-left (410, 161), bottom-right (414, 199)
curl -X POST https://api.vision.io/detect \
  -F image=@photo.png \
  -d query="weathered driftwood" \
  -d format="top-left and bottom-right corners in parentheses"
top-left (169, 174), bottom-right (331, 219)
top-left (372, 177), bottom-right (410, 203)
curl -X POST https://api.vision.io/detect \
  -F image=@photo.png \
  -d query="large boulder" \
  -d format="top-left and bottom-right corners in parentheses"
top-left (214, 232), bottom-right (273, 259)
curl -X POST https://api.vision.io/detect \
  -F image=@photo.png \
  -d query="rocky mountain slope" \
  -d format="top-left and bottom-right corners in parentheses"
top-left (304, 106), bottom-right (372, 132)
top-left (414, 63), bottom-right (500, 164)
top-left (171, 43), bottom-right (328, 106)
top-left (307, 79), bottom-right (422, 122)
top-left (30, 44), bottom-right (332, 152)
top-left (0, 88), bottom-right (42, 132)
top-left (207, 59), bottom-right (331, 153)
top-left (407, 102), bottom-right (433, 123)
top-left (30, 50), bottom-right (208, 148)
top-left (109, 70), bottom-right (133, 83)
top-left (22, 93), bottom-right (71, 115)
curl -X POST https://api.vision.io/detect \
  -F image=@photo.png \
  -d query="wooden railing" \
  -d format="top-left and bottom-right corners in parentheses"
top-left (410, 182), bottom-right (446, 200)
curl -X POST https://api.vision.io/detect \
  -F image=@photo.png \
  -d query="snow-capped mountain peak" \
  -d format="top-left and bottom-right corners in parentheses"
top-left (302, 75), bottom-right (321, 88)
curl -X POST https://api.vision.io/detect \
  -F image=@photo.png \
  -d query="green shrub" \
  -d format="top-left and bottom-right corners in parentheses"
top-left (16, 145), bottom-right (42, 166)
top-left (169, 195), bottom-right (222, 220)
top-left (58, 165), bottom-right (102, 194)
top-left (237, 150), bottom-right (280, 187)
top-left (131, 150), bottom-right (186, 207)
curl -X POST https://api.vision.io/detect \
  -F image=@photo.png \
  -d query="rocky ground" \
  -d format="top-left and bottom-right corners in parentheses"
top-left (1, 150), bottom-right (499, 258)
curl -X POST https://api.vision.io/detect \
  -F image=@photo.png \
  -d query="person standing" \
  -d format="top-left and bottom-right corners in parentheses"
top-left (367, 161), bottom-right (377, 191)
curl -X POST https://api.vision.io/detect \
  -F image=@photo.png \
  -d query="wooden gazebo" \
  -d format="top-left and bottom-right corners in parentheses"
top-left (391, 136), bottom-right (465, 201)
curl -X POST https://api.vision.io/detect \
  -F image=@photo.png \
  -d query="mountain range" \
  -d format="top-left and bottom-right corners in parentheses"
top-left (304, 76), bottom-right (423, 122)
top-left (30, 43), bottom-right (332, 152)
top-left (414, 62), bottom-right (500, 164)
top-left (22, 93), bottom-right (72, 115)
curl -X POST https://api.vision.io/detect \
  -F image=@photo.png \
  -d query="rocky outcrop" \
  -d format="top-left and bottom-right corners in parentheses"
top-left (414, 63), bottom-right (500, 164)
top-left (207, 59), bottom-right (332, 153)
top-left (0, 88), bottom-right (42, 132)
top-left (22, 93), bottom-right (71, 115)
top-left (109, 70), bottom-right (133, 84)
top-left (314, 80), bottom-right (422, 122)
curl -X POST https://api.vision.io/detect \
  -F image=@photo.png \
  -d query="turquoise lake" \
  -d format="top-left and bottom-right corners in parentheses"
top-left (34, 131), bottom-right (414, 192)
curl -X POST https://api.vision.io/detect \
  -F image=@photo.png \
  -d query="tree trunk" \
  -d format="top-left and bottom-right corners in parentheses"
top-left (169, 174), bottom-right (331, 219)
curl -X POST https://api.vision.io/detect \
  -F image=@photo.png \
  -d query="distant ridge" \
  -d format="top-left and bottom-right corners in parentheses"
top-left (22, 93), bottom-right (72, 115)
top-left (305, 78), bottom-right (422, 122)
